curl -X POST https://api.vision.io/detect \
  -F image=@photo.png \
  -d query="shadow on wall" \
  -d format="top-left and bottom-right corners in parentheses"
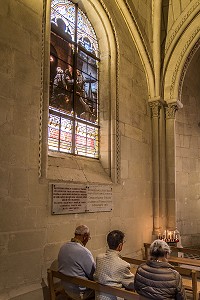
top-left (161, 0), bottom-right (169, 62)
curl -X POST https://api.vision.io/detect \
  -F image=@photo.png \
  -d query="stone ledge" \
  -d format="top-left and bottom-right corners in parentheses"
top-left (47, 152), bottom-right (112, 184)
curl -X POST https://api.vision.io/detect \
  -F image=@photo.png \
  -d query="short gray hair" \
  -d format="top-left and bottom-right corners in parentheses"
top-left (75, 225), bottom-right (90, 235)
top-left (150, 239), bottom-right (171, 258)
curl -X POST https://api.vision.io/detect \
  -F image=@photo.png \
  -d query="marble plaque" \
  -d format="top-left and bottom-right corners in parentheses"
top-left (52, 183), bottom-right (112, 214)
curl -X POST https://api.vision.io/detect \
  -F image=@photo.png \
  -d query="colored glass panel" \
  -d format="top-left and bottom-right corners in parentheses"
top-left (51, 0), bottom-right (75, 41)
top-left (49, 0), bottom-right (99, 158)
top-left (48, 113), bottom-right (60, 151)
top-left (50, 34), bottom-right (74, 114)
top-left (77, 9), bottom-right (99, 58)
top-left (75, 122), bottom-right (98, 158)
top-left (60, 117), bottom-right (73, 152)
top-left (48, 111), bottom-right (73, 153)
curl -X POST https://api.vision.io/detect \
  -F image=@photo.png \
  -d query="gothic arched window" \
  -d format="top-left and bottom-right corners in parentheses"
top-left (48, 0), bottom-right (100, 158)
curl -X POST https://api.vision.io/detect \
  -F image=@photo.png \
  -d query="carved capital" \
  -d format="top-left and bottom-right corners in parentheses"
top-left (149, 101), bottom-right (162, 118)
top-left (165, 103), bottom-right (178, 119)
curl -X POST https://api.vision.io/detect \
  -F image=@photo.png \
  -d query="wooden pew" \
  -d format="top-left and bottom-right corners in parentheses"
top-left (47, 269), bottom-right (140, 300)
top-left (144, 242), bottom-right (200, 269)
top-left (143, 242), bottom-right (200, 299)
top-left (121, 256), bottom-right (199, 300)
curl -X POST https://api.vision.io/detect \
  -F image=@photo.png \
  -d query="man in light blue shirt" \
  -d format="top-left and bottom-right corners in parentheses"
top-left (58, 225), bottom-right (95, 300)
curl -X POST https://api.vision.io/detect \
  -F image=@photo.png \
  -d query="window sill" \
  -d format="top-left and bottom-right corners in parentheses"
top-left (47, 151), bottom-right (112, 184)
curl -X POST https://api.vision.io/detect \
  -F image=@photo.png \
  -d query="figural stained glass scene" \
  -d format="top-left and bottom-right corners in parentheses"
top-left (48, 0), bottom-right (99, 158)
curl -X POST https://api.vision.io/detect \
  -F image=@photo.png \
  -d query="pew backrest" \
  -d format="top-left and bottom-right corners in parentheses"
top-left (143, 243), bottom-right (200, 270)
top-left (121, 256), bottom-right (199, 300)
top-left (47, 269), bottom-right (140, 300)
top-left (144, 243), bottom-right (200, 259)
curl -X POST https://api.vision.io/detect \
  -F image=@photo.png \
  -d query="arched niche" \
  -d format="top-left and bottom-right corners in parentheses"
top-left (163, 11), bottom-right (200, 102)
top-left (40, 0), bottom-right (120, 183)
top-left (113, 0), bottom-right (154, 99)
top-left (161, 5), bottom-right (200, 234)
top-left (175, 47), bottom-right (200, 246)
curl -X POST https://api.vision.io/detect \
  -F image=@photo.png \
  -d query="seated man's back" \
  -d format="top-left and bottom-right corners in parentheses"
top-left (58, 225), bottom-right (95, 300)
top-left (94, 230), bottom-right (134, 300)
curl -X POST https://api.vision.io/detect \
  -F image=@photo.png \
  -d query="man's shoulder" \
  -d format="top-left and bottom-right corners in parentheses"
top-left (118, 256), bottom-right (131, 267)
top-left (59, 241), bottom-right (83, 252)
top-left (65, 242), bottom-right (92, 254)
top-left (96, 253), bottom-right (106, 259)
top-left (59, 242), bottom-right (93, 260)
top-left (60, 241), bottom-right (73, 248)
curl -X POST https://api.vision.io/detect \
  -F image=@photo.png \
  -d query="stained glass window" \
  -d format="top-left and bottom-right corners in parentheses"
top-left (49, 0), bottom-right (99, 158)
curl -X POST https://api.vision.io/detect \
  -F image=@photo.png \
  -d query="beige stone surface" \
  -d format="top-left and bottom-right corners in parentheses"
top-left (7, 231), bottom-right (45, 252)
top-left (46, 223), bottom-right (75, 243)
top-left (1, 250), bottom-right (42, 289)
top-left (0, 0), bottom-right (199, 298)
top-left (176, 50), bottom-right (200, 247)
top-left (9, 1), bottom-right (42, 35)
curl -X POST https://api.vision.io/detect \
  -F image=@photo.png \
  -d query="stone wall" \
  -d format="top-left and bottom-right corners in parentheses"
top-left (0, 0), bottom-right (47, 298)
top-left (176, 50), bottom-right (200, 247)
top-left (0, 0), bottom-right (153, 299)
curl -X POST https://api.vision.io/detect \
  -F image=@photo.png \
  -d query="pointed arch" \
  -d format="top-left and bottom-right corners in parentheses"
top-left (163, 0), bottom-right (200, 75)
top-left (163, 2), bottom-right (200, 102)
top-left (114, 0), bottom-right (155, 99)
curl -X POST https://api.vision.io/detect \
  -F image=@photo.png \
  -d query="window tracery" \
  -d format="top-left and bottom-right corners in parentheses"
top-left (48, 0), bottom-right (100, 158)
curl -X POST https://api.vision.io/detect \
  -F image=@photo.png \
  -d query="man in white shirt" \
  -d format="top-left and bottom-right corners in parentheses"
top-left (58, 225), bottom-right (95, 300)
top-left (94, 230), bottom-right (134, 300)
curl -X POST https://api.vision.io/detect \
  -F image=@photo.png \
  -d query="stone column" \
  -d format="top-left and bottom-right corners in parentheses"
top-left (165, 102), bottom-right (178, 231)
top-left (159, 105), bottom-right (166, 232)
top-left (149, 100), bottom-right (162, 236)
